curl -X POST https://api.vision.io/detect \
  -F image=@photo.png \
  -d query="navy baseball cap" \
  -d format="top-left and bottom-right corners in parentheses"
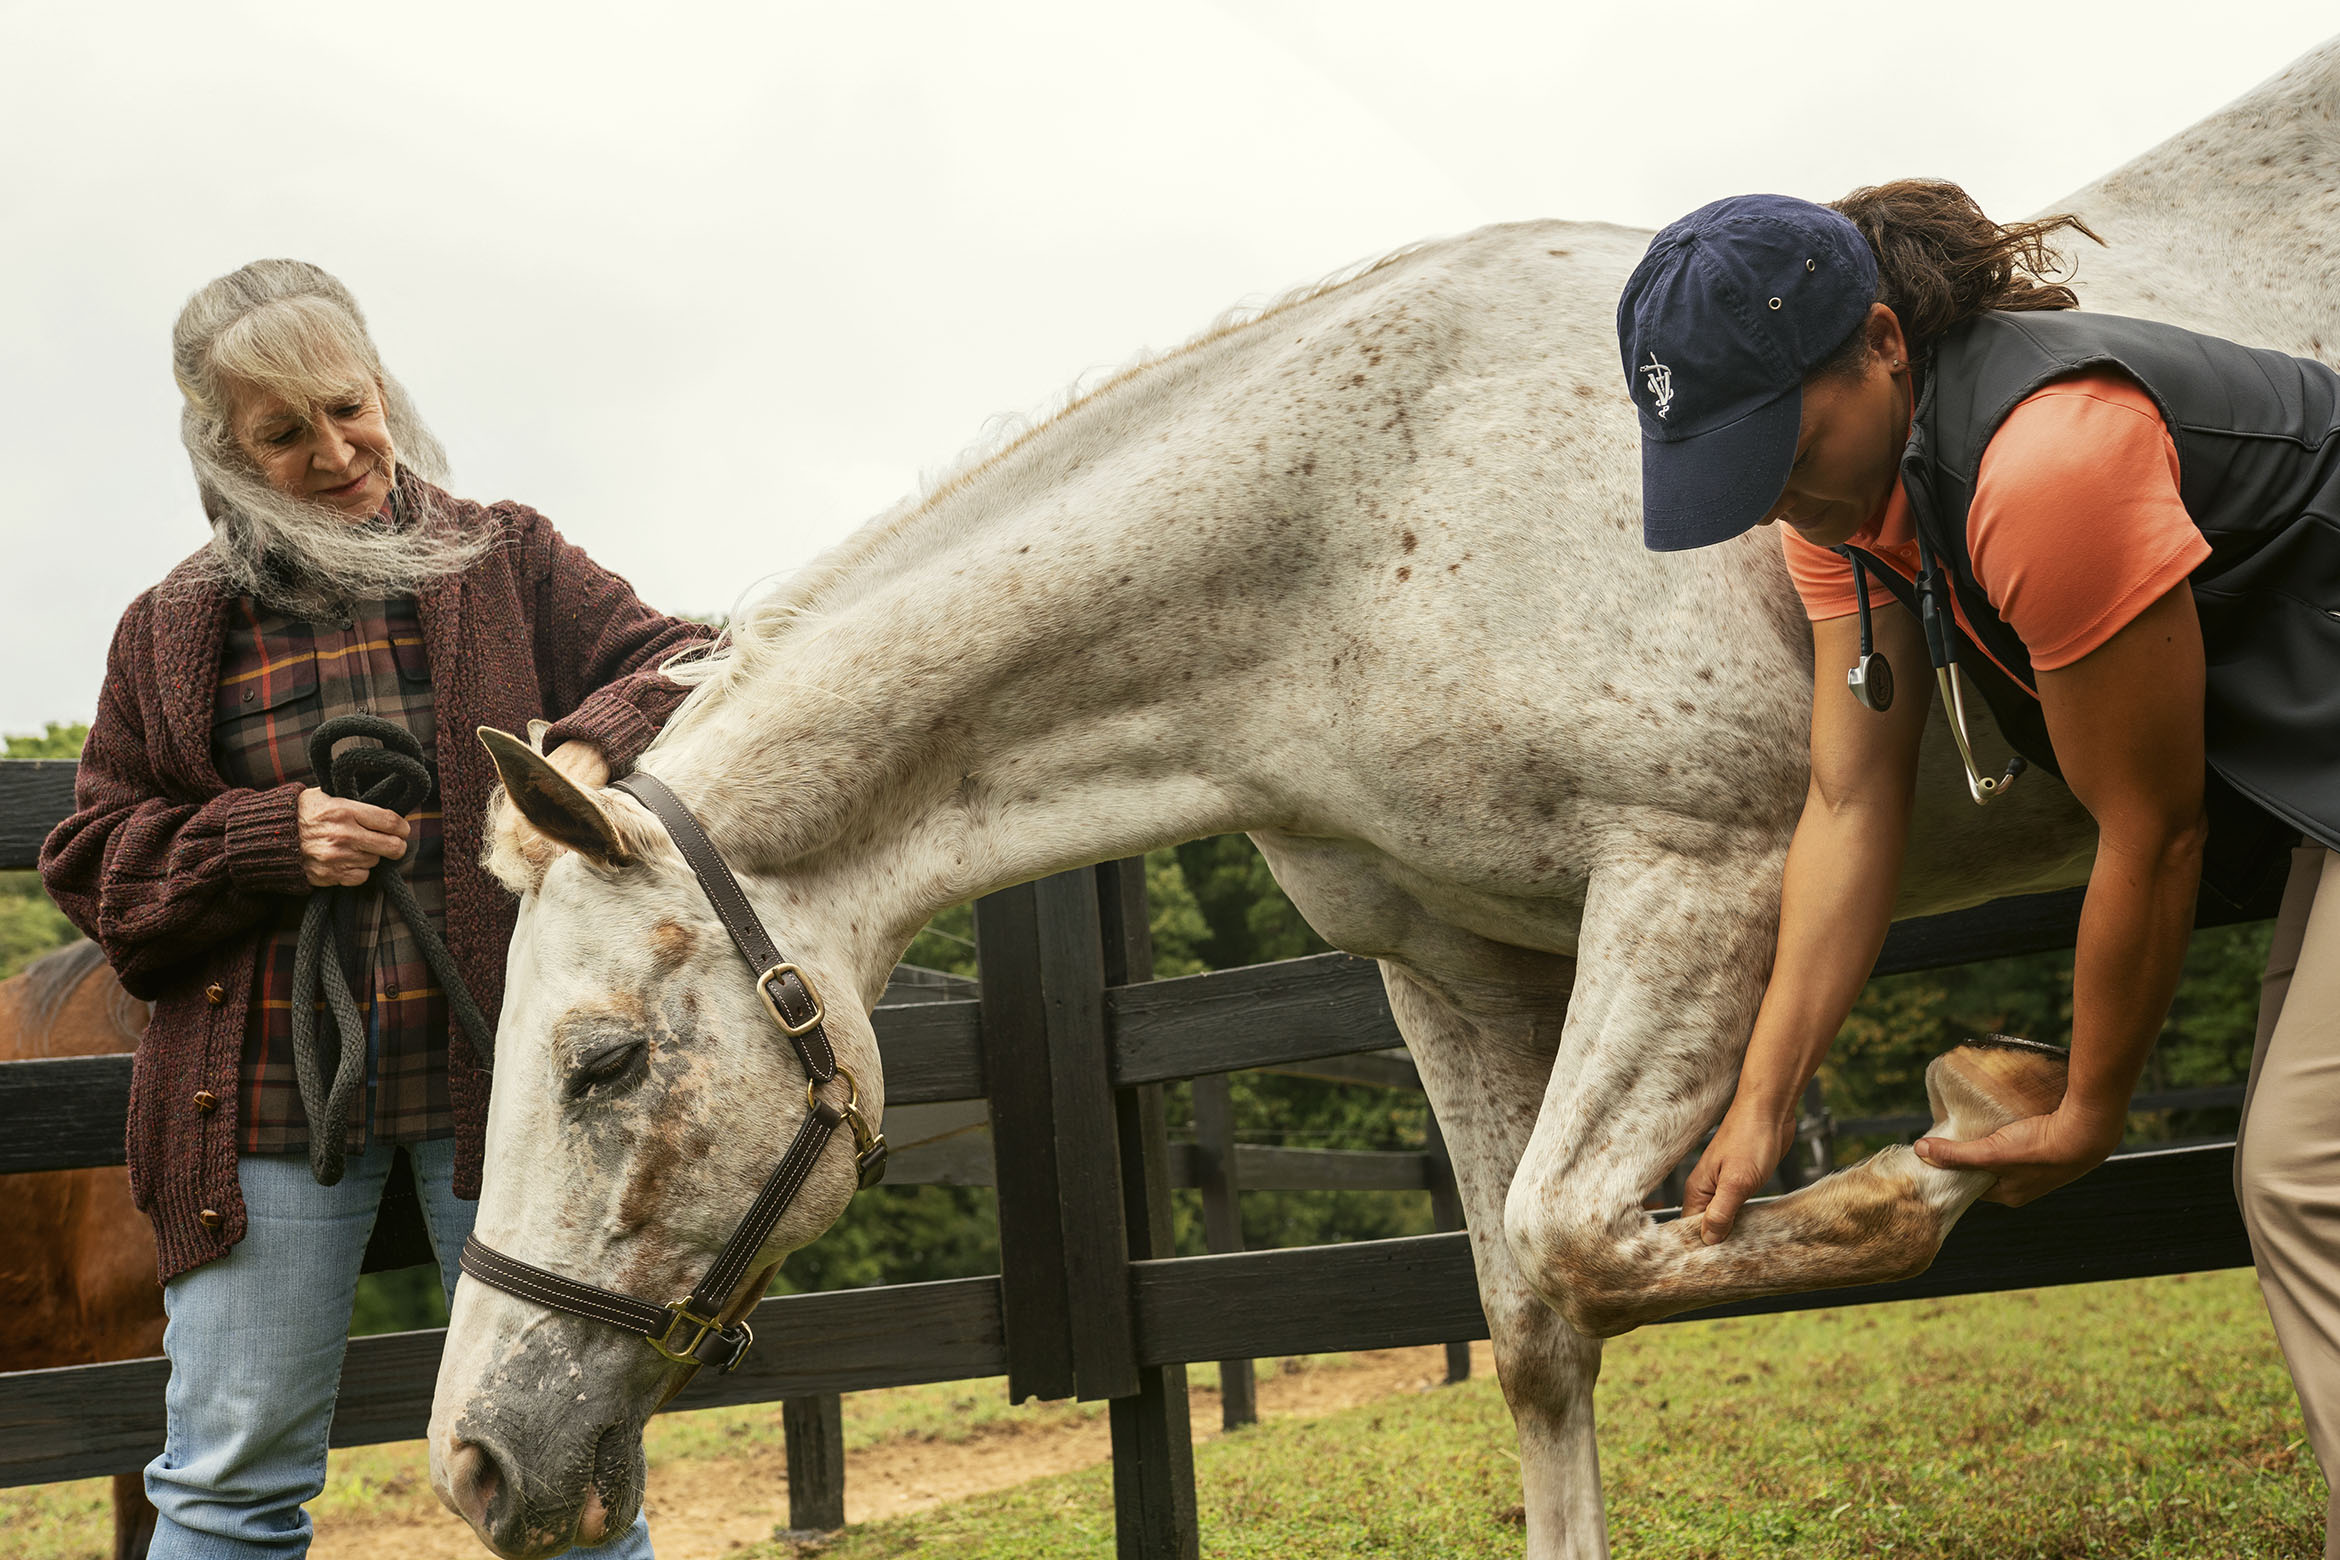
top-left (1617, 194), bottom-right (1878, 551)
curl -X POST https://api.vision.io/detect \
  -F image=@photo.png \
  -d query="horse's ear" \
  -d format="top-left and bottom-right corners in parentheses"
top-left (477, 727), bottom-right (633, 868)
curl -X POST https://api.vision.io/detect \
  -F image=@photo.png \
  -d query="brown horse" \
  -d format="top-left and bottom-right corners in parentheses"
top-left (1, 939), bottom-right (163, 1560)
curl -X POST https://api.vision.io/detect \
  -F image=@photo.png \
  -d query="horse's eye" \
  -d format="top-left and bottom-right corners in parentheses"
top-left (566, 1039), bottom-right (648, 1100)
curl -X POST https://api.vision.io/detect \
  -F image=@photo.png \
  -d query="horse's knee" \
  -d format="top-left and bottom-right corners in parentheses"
top-left (1502, 1199), bottom-right (1643, 1339)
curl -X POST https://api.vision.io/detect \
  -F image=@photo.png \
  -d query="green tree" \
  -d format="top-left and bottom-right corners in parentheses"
top-left (1173, 834), bottom-right (1330, 968)
top-left (3, 721), bottom-right (90, 760)
top-left (349, 1264), bottom-right (451, 1336)
top-left (900, 846), bottom-right (1211, 980)
top-left (771, 1185), bottom-right (1003, 1294)
top-left (1, 721), bottom-right (89, 979)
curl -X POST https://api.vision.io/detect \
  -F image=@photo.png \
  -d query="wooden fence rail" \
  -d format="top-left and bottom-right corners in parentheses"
top-left (0, 759), bottom-right (2277, 1557)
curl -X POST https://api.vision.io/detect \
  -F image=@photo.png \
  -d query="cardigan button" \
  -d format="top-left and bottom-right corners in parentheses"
top-left (192, 1091), bottom-right (218, 1115)
top-left (205, 983), bottom-right (226, 1006)
top-left (198, 1209), bottom-right (223, 1233)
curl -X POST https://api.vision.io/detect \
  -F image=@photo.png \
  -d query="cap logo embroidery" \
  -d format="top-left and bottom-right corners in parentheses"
top-left (1641, 352), bottom-right (1675, 419)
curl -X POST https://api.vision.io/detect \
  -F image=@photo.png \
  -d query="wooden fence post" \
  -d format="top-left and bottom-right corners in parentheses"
top-left (781, 1394), bottom-right (846, 1532)
top-left (974, 871), bottom-right (1138, 1404)
top-left (1422, 1111), bottom-right (1471, 1386)
top-left (1191, 1071), bottom-right (1258, 1428)
top-left (975, 881), bottom-right (1077, 1402)
top-left (1097, 857), bottom-right (1202, 1560)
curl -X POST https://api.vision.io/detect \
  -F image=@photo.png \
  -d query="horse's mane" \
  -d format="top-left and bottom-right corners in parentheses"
top-left (3, 940), bottom-right (145, 1057)
top-left (648, 237), bottom-right (1437, 746)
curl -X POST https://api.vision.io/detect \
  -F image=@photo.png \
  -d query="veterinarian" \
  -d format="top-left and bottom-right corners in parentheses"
top-left (1616, 185), bottom-right (2340, 1545)
top-left (41, 259), bottom-right (709, 1558)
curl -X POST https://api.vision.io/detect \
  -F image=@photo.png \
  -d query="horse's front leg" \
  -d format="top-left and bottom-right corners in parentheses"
top-left (1388, 954), bottom-right (1607, 1559)
top-left (1505, 849), bottom-right (2058, 1340)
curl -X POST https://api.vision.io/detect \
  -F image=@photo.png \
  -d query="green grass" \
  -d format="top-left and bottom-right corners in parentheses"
top-left (752, 1270), bottom-right (2323, 1560)
top-left (0, 1478), bottom-right (114, 1560)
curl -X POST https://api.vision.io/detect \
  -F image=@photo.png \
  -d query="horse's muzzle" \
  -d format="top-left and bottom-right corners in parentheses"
top-left (438, 1413), bottom-right (644, 1560)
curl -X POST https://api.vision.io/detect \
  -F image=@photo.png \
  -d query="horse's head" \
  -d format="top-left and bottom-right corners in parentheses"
top-left (428, 728), bottom-right (879, 1559)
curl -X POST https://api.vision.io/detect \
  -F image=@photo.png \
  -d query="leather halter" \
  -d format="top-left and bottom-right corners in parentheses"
top-left (458, 770), bottom-right (886, 1374)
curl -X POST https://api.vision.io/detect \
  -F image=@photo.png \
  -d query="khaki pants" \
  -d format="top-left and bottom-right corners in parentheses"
top-left (2238, 843), bottom-right (2340, 1553)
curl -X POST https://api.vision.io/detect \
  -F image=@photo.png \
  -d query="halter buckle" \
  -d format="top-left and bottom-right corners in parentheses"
top-left (757, 963), bottom-right (826, 1037)
top-left (847, 1102), bottom-right (888, 1190)
top-left (649, 1300), bottom-right (751, 1372)
top-left (803, 1065), bottom-right (888, 1189)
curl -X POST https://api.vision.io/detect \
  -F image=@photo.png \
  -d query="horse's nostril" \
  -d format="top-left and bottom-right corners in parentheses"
top-left (447, 1437), bottom-right (506, 1532)
top-left (586, 1419), bottom-right (632, 1542)
top-left (578, 1486), bottom-right (609, 1546)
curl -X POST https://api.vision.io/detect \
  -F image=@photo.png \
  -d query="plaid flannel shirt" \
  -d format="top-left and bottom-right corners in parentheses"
top-left (211, 593), bottom-right (451, 1154)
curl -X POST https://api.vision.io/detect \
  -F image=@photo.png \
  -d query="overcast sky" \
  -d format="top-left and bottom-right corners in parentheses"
top-left (3, 1), bottom-right (2333, 733)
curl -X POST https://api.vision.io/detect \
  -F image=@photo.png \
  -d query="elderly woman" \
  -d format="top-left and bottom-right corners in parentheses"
top-left (41, 259), bottom-right (705, 1558)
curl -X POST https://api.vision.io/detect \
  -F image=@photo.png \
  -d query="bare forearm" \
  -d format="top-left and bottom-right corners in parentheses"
top-left (2065, 823), bottom-right (2204, 1132)
top-left (1737, 790), bottom-right (1908, 1114)
top-left (1917, 585), bottom-right (2210, 1207)
top-left (1686, 775), bottom-right (1911, 1242)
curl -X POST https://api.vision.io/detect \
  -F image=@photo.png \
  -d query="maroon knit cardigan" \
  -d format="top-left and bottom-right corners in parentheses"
top-left (40, 485), bottom-right (713, 1282)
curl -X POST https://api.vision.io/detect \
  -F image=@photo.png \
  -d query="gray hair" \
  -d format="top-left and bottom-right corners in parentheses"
top-left (172, 259), bottom-right (489, 614)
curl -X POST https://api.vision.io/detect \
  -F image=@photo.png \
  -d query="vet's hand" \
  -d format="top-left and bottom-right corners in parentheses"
top-left (1682, 1097), bottom-right (1798, 1244)
top-left (1913, 1106), bottom-right (2122, 1207)
top-left (297, 787), bottom-right (409, 887)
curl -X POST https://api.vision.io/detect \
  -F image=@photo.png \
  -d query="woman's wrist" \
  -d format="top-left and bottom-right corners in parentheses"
top-left (2051, 1092), bottom-right (2131, 1152)
top-left (1731, 1021), bottom-right (1831, 1123)
top-left (1728, 1079), bottom-right (1806, 1128)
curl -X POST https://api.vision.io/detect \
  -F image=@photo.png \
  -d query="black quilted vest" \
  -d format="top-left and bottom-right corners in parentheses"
top-left (1846, 309), bottom-right (2340, 907)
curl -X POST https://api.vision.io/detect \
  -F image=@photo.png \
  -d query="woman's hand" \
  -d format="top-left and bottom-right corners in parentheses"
top-left (1913, 1105), bottom-right (2124, 1207)
top-left (546, 740), bottom-right (610, 791)
top-left (1682, 1096), bottom-right (1801, 1244)
top-left (297, 787), bottom-right (410, 887)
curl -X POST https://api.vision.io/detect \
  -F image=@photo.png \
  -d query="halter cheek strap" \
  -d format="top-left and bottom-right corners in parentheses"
top-left (457, 770), bottom-right (886, 1376)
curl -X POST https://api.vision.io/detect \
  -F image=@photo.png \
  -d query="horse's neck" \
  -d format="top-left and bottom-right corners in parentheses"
top-left (649, 305), bottom-right (1373, 949)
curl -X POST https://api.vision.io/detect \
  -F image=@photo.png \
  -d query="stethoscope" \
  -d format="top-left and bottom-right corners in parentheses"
top-left (1843, 534), bottom-right (2027, 806)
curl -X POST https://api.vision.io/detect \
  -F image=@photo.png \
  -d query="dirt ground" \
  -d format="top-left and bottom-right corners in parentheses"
top-left (309, 1342), bottom-right (1496, 1560)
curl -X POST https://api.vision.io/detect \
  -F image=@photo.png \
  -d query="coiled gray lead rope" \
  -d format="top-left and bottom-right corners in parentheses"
top-left (291, 714), bottom-right (494, 1185)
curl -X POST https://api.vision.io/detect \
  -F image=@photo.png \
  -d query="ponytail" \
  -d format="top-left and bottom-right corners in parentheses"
top-left (1826, 179), bottom-right (2102, 364)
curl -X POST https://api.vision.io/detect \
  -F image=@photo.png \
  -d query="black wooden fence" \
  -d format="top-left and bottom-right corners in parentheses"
top-left (0, 758), bottom-right (2271, 1557)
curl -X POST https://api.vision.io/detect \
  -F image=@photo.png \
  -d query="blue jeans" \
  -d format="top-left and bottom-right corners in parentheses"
top-left (146, 1138), bottom-right (656, 1558)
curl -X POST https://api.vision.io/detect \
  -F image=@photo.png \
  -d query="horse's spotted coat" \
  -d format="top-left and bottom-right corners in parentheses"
top-left (434, 41), bottom-right (2340, 1560)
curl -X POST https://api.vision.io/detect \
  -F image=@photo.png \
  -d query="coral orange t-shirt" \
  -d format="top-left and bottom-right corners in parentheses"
top-left (1782, 371), bottom-right (2209, 680)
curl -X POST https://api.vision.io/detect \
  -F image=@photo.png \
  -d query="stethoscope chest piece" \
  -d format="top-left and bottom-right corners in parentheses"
top-left (1847, 650), bottom-right (1894, 712)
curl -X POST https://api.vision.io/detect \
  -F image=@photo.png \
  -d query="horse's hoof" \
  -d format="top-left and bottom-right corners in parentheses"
top-left (1923, 1034), bottom-right (2069, 1141)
